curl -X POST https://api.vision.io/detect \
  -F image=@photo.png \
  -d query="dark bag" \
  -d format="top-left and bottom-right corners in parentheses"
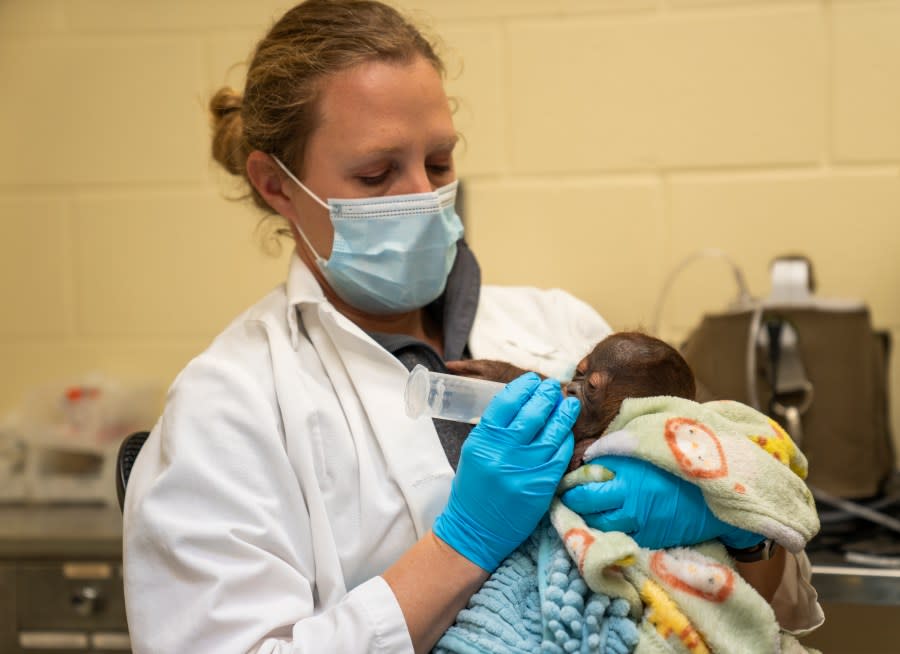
top-left (682, 305), bottom-right (894, 499)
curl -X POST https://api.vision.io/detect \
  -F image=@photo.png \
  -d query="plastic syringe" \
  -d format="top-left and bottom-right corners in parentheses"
top-left (404, 364), bottom-right (505, 424)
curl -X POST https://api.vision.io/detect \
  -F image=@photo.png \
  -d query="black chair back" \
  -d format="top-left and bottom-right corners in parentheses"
top-left (116, 431), bottom-right (149, 511)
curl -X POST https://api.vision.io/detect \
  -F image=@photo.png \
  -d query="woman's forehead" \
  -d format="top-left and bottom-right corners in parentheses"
top-left (312, 56), bottom-right (455, 155)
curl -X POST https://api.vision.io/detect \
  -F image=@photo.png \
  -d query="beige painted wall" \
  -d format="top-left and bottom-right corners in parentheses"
top-left (1, 0), bottom-right (899, 648)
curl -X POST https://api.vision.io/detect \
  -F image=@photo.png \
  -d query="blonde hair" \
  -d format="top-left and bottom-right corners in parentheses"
top-left (210, 0), bottom-right (445, 239)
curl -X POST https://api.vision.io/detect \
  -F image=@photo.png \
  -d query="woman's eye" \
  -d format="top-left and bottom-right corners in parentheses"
top-left (427, 164), bottom-right (452, 176)
top-left (358, 171), bottom-right (390, 186)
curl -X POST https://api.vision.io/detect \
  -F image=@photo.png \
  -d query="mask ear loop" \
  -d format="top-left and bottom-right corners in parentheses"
top-left (271, 155), bottom-right (330, 265)
top-left (272, 156), bottom-right (330, 209)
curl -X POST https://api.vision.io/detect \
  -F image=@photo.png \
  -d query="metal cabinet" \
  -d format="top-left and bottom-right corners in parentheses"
top-left (0, 506), bottom-right (130, 653)
top-left (1, 565), bottom-right (16, 649)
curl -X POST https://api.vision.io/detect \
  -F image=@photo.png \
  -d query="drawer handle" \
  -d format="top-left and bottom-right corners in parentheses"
top-left (19, 631), bottom-right (89, 649)
top-left (70, 585), bottom-right (102, 616)
top-left (92, 631), bottom-right (132, 650)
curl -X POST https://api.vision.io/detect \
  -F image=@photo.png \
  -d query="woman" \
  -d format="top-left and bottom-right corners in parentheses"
top-left (123, 2), bottom-right (822, 652)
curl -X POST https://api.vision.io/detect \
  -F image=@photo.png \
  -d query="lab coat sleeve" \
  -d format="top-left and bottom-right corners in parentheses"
top-left (772, 550), bottom-right (825, 636)
top-left (123, 333), bottom-right (414, 654)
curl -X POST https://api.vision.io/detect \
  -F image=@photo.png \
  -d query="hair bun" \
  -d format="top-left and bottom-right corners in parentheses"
top-left (210, 86), bottom-right (242, 120)
top-left (210, 86), bottom-right (246, 176)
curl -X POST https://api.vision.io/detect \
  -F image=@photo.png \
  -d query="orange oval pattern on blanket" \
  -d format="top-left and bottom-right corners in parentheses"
top-left (664, 417), bottom-right (728, 479)
top-left (650, 550), bottom-right (735, 603)
top-left (563, 528), bottom-right (596, 575)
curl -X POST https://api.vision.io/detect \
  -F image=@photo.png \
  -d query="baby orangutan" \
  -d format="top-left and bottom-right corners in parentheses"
top-left (446, 332), bottom-right (696, 471)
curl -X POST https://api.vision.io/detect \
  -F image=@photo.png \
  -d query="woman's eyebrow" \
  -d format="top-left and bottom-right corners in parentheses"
top-left (354, 145), bottom-right (404, 159)
top-left (430, 135), bottom-right (459, 150)
top-left (349, 137), bottom-right (459, 167)
top-left (354, 135), bottom-right (458, 157)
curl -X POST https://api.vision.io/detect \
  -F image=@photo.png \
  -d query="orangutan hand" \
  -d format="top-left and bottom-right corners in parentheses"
top-left (445, 359), bottom-right (539, 384)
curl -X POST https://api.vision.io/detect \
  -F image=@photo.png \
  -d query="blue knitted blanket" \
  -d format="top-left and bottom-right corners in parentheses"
top-left (433, 518), bottom-right (639, 654)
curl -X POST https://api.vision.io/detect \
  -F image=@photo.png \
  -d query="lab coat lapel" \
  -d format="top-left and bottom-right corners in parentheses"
top-left (316, 304), bottom-right (454, 538)
top-left (265, 318), bottom-right (347, 606)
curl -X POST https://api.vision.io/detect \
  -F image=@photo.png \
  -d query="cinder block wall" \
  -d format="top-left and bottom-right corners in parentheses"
top-left (2, 0), bottom-right (900, 465)
top-left (1, 1), bottom-right (898, 649)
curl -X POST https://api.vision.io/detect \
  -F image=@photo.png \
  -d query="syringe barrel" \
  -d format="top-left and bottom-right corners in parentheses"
top-left (404, 364), bottom-right (505, 424)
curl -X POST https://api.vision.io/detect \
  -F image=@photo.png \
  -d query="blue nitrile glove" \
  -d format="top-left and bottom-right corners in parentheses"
top-left (560, 455), bottom-right (764, 550)
top-left (433, 373), bottom-right (580, 572)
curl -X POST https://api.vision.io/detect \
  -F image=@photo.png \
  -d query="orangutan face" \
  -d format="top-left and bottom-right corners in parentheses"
top-left (562, 333), bottom-right (697, 472)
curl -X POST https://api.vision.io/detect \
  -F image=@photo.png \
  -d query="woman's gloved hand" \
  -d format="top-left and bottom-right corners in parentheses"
top-left (560, 455), bottom-right (764, 550)
top-left (433, 373), bottom-right (580, 572)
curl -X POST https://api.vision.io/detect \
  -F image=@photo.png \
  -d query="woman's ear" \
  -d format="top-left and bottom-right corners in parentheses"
top-left (246, 151), bottom-right (300, 221)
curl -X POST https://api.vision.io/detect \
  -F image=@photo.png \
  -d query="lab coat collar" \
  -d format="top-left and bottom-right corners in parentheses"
top-left (284, 252), bottom-right (327, 349)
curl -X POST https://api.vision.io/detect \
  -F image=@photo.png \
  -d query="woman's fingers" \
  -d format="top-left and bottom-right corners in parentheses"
top-left (560, 480), bottom-right (626, 514)
top-left (479, 372), bottom-right (543, 428)
top-left (505, 379), bottom-right (564, 443)
top-left (532, 396), bottom-right (580, 451)
top-left (582, 508), bottom-right (639, 536)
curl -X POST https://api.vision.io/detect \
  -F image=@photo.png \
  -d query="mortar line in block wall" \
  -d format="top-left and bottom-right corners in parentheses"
top-left (664, 161), bottom-right (900, 183)
top-left (0, 335), bottom-right (215, 349)
top-left (60, 197), bottom-right (78, 344)
top-left (823, 0), bottom-right (836, 169)
top-left (659, 0), bottom-right (824, 19)
top-left (0, 181), bottom-right (218, 195)
top-left (461, 171), bottom-right (663, 188)
top-left (499, 18), bottom-right (514, 177)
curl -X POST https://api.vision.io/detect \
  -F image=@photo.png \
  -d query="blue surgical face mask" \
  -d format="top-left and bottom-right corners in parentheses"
top-left (273, 156), bottom-right (464, 315)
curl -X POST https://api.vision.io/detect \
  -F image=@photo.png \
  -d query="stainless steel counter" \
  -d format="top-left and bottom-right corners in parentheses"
top-left (810, 550), bottom-right (900, 605)
top-left (0, 504), bottom-right (122, 561)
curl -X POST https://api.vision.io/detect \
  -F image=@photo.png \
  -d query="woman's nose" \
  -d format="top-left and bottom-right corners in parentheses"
top-left (397, 167), bottom-right (435, 194)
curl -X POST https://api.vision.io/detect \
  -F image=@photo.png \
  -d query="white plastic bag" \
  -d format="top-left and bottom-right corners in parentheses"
top-left (4, 374), bottom-right (160, 505)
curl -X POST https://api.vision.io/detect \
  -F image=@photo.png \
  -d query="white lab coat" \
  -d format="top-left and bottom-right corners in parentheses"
top-left (123, 255), bottom-right (821, 653)
top-left (123, 255), bottom-right (611, 654)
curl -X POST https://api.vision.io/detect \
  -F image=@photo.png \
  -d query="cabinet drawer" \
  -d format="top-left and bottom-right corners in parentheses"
top-left (17, 563), bottom-right (127, 631)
